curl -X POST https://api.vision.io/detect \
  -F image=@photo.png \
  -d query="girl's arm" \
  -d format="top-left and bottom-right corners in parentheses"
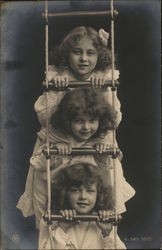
top-left (34, 91), bottom-right (66, 127)
top-left (30, 136), bottom-right (62, 171)
top-left (102, 226), bottom-right (127, 249)
top-left (38, 218), bottom-right (77, 249)
top-left (103, 69), bottom-right (122, 126)
top-left (29, 137), bottom-right (48, 171)
top-left (35, 65), bottom-right (68, 126)
top-left (92, 69), bottom-right (122, 126)
top-left (103, 89), bottom-right (122, 127)
top-left (96, 210), bottom-right (126, 249)
top-left (95, 131), bottom-right (123, 161)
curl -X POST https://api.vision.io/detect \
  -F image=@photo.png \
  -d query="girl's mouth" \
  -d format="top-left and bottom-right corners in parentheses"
top-left (79, 131), bottom-right (91, 135)
top-left (77, 202), bottom-right (89, 207)
top-left (79, 133), bottom-right (92, 138)
top-left (78, 64), bottom-right (89, 68)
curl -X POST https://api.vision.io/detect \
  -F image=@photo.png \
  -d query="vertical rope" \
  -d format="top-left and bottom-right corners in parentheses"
top-left (110, 0), bottom-right (118, 249)
top-left (45, 0), bottom-right (53, 248)
top-left (45, 0), bottom-right (51, 223)
top-left (45, 0), bottom-right (49, 90)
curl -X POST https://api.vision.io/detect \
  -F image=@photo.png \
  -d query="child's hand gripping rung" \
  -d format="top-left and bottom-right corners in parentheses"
top-left (43, 146), bottom-right (120, 157)
top-left (42, 80), bottom-right (119, 91)
top-left (43, 214), bottom-right (122, 224)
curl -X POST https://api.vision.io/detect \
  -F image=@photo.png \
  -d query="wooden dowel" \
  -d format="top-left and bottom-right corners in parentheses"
top-left (42, 10), bottom-right (119, 18)
top-left (43, 147), bottom-right (120, 156)
top-left (43, 214), bottom-right (122, 223)
top-left (43, 80), bottom-right (119, 90)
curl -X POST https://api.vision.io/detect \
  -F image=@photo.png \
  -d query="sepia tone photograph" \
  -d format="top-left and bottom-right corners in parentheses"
top-left (0, 0), bottom-right (161, 249)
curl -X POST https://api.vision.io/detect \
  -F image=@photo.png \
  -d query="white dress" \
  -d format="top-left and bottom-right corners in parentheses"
top-left (38, 219), bottom-right (127, 249)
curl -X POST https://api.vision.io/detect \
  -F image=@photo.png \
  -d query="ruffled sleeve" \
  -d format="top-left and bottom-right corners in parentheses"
top-left (109, 158), bottom-right (136, 214)
top-left (102, 69), bottom-right (122, 127)
top-left (103, 88), bottom-right (122, 127)
top-left (16, 137), bottom-right (47, 218)
top-left (34, 91), bottom-right (66, 127)
top-left (34, 65), bottom-right (74, 127)
top-left (16, 165), bottom-right (34, 216)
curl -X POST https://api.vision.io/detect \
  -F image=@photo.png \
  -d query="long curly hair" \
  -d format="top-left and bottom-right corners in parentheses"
top-left (51, 87), bottom-right (118, 138)
top-left (51, 163), bottom-right (114, 213)
top-left (50, 26), bottom-right (112, 71)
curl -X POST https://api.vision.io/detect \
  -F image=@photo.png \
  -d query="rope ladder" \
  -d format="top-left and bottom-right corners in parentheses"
top-left (43, 0), bottom-right (120, 248)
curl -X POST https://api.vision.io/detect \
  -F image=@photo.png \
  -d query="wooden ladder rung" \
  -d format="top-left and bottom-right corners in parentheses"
top-left (42, 10), bottom-right (119, 18)
top-left (43, 147), bottom-right (120, 156)
top-left (43, 214), bottom-right (122, 224)
top-left (43, 80), bottom-right (119, 90)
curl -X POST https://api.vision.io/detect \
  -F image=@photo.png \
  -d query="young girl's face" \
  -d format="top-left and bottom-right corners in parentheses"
top-left (71, 115), bottom-right (99, 142)
top-left (69, 36), bottom-right (98, 80)
top-left (68, 183), bottom-right (97, 214)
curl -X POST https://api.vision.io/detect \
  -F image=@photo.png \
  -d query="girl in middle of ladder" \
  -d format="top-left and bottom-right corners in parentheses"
top-left (17, 87), bottom-right (135, 229)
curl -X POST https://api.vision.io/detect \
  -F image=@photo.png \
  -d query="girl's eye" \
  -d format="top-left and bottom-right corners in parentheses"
top-left (87, 189), bottom-right (95, 193)
top-left (74, 119), bottom-right (83, 123)
top-left (87, 50), bottom-right (96, 56)
top-left (70, 187), bottom-right (79, 192)
top-left (72, 49), bottom-right (81, 55)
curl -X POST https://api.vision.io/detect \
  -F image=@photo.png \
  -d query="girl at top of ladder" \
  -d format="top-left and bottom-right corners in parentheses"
top-left (35, 26), bottom-right (122, 129)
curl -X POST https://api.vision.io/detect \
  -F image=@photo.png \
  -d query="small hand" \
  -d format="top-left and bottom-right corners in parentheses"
top-left (97, 210), bottom-right (113, 237)
top-left (96, 143), bottom-right (108, 154)
top-left (118, 149), bottom-right (123, 162)
top-left (52, 75), bottom-right (69, 89)
top-left (55, 143), bottom-right (72, 155)
top-left (90, 75), bottom-right (106, 88)
top-left (114, 70), bottom-right (120, 80)
top-left (58, 209), bottom-right (77, 233)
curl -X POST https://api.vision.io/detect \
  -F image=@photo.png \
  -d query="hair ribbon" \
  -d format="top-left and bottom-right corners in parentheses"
top-left (98, 29), bottom-right (109, 46)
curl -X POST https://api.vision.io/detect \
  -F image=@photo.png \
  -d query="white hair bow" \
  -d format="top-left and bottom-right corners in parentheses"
top-left (98, 29), bottom-right (109, 46)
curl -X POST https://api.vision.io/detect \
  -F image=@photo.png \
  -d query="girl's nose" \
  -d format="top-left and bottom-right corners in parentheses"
top-left (82, 121), bottom-right (90, 130)
top-left (80, 53), bottom-right (87, 62)
top-left (80, 189), bottom-right (86, 199)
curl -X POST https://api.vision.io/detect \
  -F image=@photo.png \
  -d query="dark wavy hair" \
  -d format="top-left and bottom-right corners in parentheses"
top-left (51, 87), bottom-right (118, 138)
top-left (50, 26), bottom-right (112, 71)
top-left (51, 163), bottom-right (114, 213)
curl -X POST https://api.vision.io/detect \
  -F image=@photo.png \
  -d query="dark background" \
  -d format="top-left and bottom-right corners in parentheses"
top-left (1, 1), bottom-right (161, 249)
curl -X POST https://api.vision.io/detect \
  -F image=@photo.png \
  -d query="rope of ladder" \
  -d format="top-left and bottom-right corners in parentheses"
top-left (44, 0), bottom-right (54, 248)
top-left (110, 0), bottom-right (118, 248)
